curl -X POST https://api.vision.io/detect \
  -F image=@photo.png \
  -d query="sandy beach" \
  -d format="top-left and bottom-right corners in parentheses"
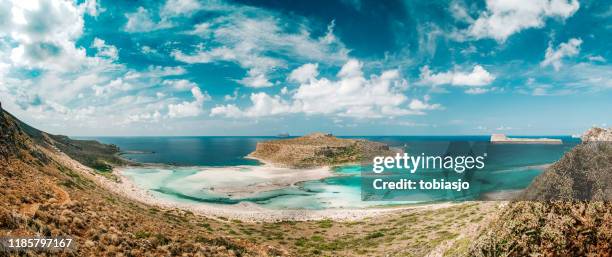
top-left (172, 161), bottom-right (335, 198)
top-left (49, 148), bottom-right (452, 222)
top-left (111, 169), bottom-right (452, 222)
top-left (111, 165), bottom-right (454, 222)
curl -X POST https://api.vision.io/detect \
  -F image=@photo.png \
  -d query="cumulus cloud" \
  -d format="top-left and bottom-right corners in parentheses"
top-left (167, 87), bottom-right (210, 118)
top-left (81, 0), bottom-right (104, 17)
top-left (162, 79), bottom-right (197, 90)
top-left (466, 0), bottom-right (580, 42)
top-left (124, 7), bottom-right (166, 33)
top-left (212, 59), bottom-right (438, 118)
top-left (540, 38), bottom-right (582, 71)
top-left (288, 63), bottom-right (319, 83)
top-left (3, 0), bottom-right (93, 71)
top-left (93, 78), bottom-right (133, 96)
top-left (172, 5), bottom-right (349, 88)
top-left (408, 98), bottom-right (442, 111)
top-left (0, 1), bottom-right (216, 132)
top-left (161, 0), bottom-right (201, 17)
top-left (92, 38), bottom-right (118, 61)
top-left (419, 65), bottom-right (495, 88)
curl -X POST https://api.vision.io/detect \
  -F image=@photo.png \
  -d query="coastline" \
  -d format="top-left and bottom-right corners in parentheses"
top-left (109, 165), bottom-right (449, 222)
top-left (48, 147), bottom-right (453, 222)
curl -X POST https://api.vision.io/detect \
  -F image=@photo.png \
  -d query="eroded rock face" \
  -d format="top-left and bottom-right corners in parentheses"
top-left (582, 127), bottom-right (612, 141)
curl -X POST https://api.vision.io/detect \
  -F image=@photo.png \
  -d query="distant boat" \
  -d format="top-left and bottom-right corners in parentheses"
top-left (277, 133), bottom-right (290, 138)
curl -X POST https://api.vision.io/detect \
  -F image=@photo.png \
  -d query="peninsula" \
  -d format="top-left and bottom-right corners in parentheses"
top-left (490, 134), bottom-right (562, 144)
top-left (248, 132), bottom-right (397, 168)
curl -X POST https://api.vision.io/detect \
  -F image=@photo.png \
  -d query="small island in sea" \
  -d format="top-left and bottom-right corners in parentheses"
top-left (490, 133), bottom-right (562, 144)
top-left (248, 132), bottom-right (397, 168)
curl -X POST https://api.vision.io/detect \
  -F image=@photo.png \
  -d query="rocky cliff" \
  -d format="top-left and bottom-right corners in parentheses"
top-left (249, 133), bottom-right (397, 168)
top-left (582, 127), bottom-right (612, 141)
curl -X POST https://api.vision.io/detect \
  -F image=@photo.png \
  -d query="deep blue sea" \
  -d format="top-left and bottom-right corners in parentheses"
top-left (82, 136), bottom-right (580, 209)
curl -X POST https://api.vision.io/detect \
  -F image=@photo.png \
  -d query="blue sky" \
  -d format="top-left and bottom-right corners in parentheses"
top-left (0, 0), bottom-right (610, 136)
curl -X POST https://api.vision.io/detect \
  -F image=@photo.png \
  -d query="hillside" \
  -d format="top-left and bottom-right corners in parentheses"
top-left (3, 109), bottom-right (129, 172)
top-left (248, 133), bottom-right (397, 168)
top-left (466, 128), bottom-right (612, 256)
top-left (0, 103), bottom-right (281, 256)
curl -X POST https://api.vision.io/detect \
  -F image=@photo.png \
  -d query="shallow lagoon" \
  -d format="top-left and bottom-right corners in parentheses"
top-left (98, 136), bottom-right (579, 209)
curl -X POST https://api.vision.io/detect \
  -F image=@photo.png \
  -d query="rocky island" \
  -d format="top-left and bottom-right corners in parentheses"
top-left (490, 133), bottom-right (562, 144)
top-left (248, 132), bottom-right (397, 168)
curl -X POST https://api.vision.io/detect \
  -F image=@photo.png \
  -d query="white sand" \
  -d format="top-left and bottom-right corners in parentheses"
top-left (49, 149), bottom-right (453, 222)
top-left (167, 164), bottom-right (334, 198)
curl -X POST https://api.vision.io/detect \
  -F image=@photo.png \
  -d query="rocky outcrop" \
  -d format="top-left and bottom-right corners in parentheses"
top-left (249, 133), bottom-right (396, 168)
top-left (581, 127), bottom-right (612, 141)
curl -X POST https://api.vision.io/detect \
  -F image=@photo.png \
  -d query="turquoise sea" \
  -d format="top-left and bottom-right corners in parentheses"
top-left (87, 136), bottom-right (579, 209)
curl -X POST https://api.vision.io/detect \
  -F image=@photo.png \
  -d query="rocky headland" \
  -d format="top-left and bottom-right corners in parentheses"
top-left (248, 132), bottom-right (397, 168)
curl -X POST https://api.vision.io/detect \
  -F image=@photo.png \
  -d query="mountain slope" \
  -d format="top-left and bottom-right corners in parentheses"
top-left (466, 128), bottom-right (612, 256)
top-left (0, 103), bottom-right (280, 256)
top-left (3, 109), bottom-right (129, 172)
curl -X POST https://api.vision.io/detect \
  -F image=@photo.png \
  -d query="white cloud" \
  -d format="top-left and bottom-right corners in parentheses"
top-left (145, 65), bottom-right (187, 77)
top-left (212, 92), bottom-right (293, 118)
top-left (173, 7), bottom-right (349, 88)
top-left (161, 0), bottom-right (201, 17)
top-left (124, 7), bottom-right (170, 32)
top-left (92, 38), bottom-right (118, 61)
top-left (3, 0), bottom-right (91, 71)
top-left (224, 89), bottom-right (239, 101)
top-left (289, 63), bottom-right (319, 83)
top-left (540, 38), bottom-right (582, 71)
top-left (162, 79), bottom-right (197, 90)
top-left (93, 78), bottom-right (134, 96)
top-left (587, 55), bottom-right (606, 62)
top-left (167, 87), bottom-right (210, 118)
top-left (408, 97), bottom-right (443, 111)
top-left (465, 88), bottom-right (489, 94)
top-left (81, 0), bottom-right (104, 17)
top-left (237, 70), bottom-right (274, 88)
top-left (140, 45), bottom-right (157, 55)
top-left (212, 59), bottom-right (438, 119)
top-left (419, 65), bottom-right (495, 87)
top-left (466, 0), bottom-right (580, 42)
